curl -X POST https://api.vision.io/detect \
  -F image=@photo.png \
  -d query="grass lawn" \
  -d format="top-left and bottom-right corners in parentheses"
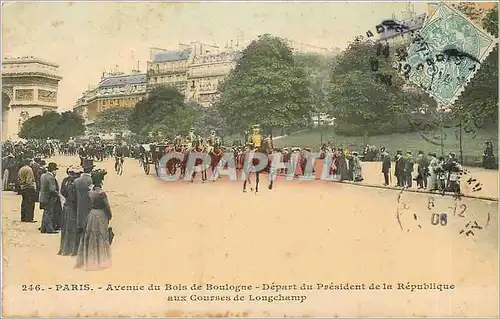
top-left (272, 127), bottom-right (498, 157)
top-left (226, 127), bottom-right (497, 158)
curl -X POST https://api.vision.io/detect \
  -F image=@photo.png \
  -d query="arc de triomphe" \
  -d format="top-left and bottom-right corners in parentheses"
top-left (2, 56), bottom-right (62, 141)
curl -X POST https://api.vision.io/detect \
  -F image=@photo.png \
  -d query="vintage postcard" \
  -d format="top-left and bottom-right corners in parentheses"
top-left (1, 1), bottom-right (498, 317)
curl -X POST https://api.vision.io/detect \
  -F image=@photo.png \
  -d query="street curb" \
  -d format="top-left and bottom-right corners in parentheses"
top-left (275, 173), bottom-right (499, 203)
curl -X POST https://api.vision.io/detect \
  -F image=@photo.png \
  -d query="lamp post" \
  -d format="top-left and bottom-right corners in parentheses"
top-left (317, 113), bottom-right (323, 146)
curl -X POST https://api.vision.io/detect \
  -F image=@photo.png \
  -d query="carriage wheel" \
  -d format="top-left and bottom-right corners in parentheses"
top-left (2, 169), bottom-right (9, 191)
top-left (144, 161), bottom-right (151, 175)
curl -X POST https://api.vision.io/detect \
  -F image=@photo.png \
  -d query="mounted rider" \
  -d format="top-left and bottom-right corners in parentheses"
top-left (248, 124), bottom-right (263, 151)
top-left (207, 130), bottom-right (222, 154)
top-left (187, 127), bottom-right (197, 147)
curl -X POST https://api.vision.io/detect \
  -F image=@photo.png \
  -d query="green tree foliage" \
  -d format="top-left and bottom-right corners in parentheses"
top-left (216, 34), bottom-right (314, 135)
top-left (294, 52), bottom-right (334, 114)
top-left (92, 107), bottom-right (133, 134)
top-left (194, 104), bottom-right (228, 136)
top-left (19, 111), bottom-right (85, 141)
top-left (482, 5), bottom-right (498, 37)
top-left (129, 86), bottom-right (197, 138)
top-left (327, 40), bottom-right (420, 137)
top-left (453, 5), bottom-right (498, 126)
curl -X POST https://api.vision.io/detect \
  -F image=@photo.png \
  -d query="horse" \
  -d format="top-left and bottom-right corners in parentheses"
top-left (164, 146), bottom-right (179, 176)
top-left (189, 137), bottom-right (208, 182)
top-left (208, 138), bottom-right (224, 181)
top-left (242, 137), bottom-right (273, 193)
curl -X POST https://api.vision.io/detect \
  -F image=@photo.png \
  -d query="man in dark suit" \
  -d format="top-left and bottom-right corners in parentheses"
top-left (416, 150), bottom-right (429, 189)
top-left (394, 150), bottom-right (405, 187)
top-left (74, 159), bottom-right (94, 244)
top-left (404, 151), bottom-right (415, 188)
top-left (39, 162), bottom-right (61, 233)
top-left (78, 144), bottom-right (87, 167)
top-left (381, 149), bottom-right (391, 186)
top-left (18, 158), bottom-right (37, 222)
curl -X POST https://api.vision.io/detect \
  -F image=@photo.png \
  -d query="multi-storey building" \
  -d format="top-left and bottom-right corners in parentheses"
top-left (73, 70), bottom-right (147, 124)
top-left (186, 42), bottom-right (242, 107)
top-left (147, 41), bottom-right (242, 108)
top-left (146, 47), bottom-right (191, 94)
top-left (2, 56), bottom-right (62, 140)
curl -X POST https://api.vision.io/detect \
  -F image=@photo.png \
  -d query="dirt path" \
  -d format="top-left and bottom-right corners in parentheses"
top-left (2, 156), bottom-right (498, 317)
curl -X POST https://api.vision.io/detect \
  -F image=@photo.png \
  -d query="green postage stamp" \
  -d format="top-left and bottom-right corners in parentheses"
top-left (404, 2), bottom-right (497, 107)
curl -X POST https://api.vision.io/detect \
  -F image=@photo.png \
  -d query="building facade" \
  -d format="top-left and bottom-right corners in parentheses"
top-left (147, 47), bottom-right (191, 95)
top-left (73, 70), bottom-right (147, 124)
top-left (186, 43), bottom-right (242, 107)
top-left (2, 56), bottom-right (62, 141)
top-left (147, 41), bottom-right (242, 108)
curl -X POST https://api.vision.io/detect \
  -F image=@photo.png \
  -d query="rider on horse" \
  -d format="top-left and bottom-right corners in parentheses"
top-left (248, 124), bottom-right (263, 151)
top-left (242, 124), bottom-right (270, 193)
top-left (207, 130), bottom-right (222, 154)
top-left (188, 128), bottom-right (197, 147)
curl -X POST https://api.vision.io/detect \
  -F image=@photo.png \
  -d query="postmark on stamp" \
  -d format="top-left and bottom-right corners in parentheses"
top-left (403, 2), bottom-right (497, 107)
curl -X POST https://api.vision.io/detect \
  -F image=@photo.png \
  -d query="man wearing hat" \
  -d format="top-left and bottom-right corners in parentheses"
top-left (78, 143), bottom-right (87, 167)
top-left (381, 148), bottom-right (391, 186)
top-left (282, 148), bottom-right (291, 174)
top-left (394, 150), bottom-right (405, 187)
top-left (416, 150), bottom-right (429, 189)
top-left (39, 162), bottom-right (62, 233)
top-left (18, 158), bottom-right (37, 222)
top-left (74, 159), bottom-right (94, 243)
top-left (483, 141), bottom-right (495, 169)
top-left (404, 151), bottom-right (414, 188)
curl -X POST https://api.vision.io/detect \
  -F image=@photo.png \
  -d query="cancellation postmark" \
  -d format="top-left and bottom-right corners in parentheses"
top-left (404, 2), bottom-right (497, 107)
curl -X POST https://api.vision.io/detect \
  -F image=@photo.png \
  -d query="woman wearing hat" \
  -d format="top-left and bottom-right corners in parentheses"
top-left (58, 166), bottom-right (83, 256)
top-left (75, 169), bottom-right (112, 270)
top-left (352, 152), bottom-right (363, 182)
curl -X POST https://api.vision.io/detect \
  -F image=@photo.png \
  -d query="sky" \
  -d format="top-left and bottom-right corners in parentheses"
top-left (2, 1), bottom-right (428, 111)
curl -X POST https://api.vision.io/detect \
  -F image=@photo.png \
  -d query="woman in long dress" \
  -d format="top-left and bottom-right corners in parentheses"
top-left (352, 152), bottom-right (363, 182)
top-left (427, 153), bottom-right (439, 191)
top-left (58, 166), bottom-right (81, 256)
top-left (75, 170), bottom-right (112, 271)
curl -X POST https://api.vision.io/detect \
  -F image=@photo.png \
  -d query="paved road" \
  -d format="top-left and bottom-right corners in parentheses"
top-left (2, 156), bottom-right (498, 317)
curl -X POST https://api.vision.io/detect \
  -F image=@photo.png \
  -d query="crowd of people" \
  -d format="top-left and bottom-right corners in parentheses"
top-left (12, 151), bottom-right (113, 271)
top-left (381, 149), bottom-right (464, 193)
top-left (1, 133), bottom-right (496, 272)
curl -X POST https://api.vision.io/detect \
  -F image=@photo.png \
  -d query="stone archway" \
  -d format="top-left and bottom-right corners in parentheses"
top-left (2, 90), bottom-right (12, 140)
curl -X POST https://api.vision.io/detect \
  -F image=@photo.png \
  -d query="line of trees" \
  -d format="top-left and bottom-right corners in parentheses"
top-left (20, 5), bottom-right (497, 142)
top-left (19, 111), bottom-right (85, 141)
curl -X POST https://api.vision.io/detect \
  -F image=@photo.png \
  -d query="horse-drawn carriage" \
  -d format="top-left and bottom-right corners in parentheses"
top-left (141, 144), bottom-right (170, 176)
